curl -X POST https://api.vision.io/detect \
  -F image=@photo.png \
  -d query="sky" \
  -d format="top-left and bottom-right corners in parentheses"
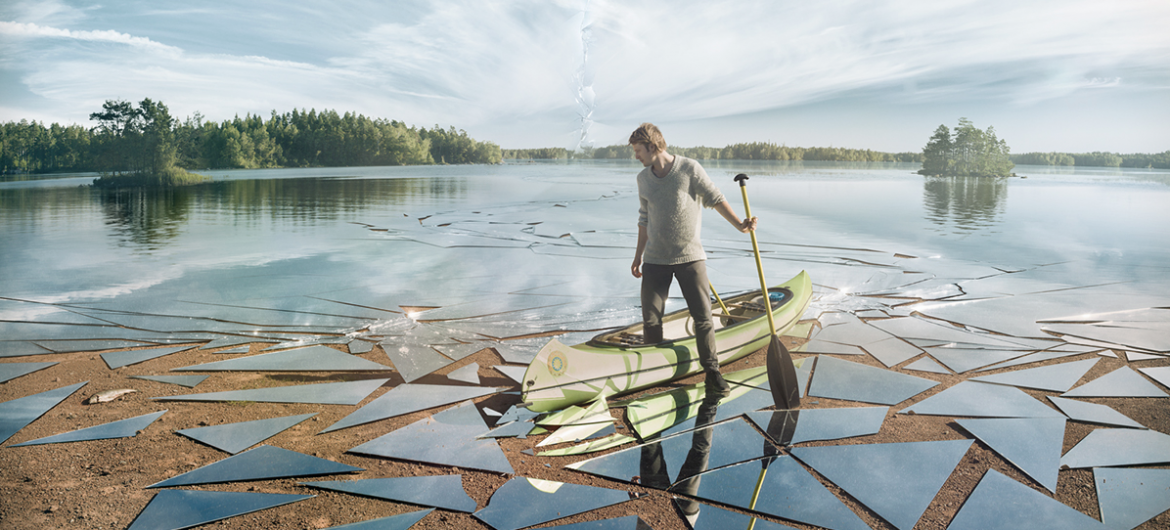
top-left (1, 0), bottom-right (1168, 153)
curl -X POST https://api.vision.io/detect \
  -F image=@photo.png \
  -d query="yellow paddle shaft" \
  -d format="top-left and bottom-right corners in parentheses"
top-left (746, 465), bottom-right (768, 530)
top-left (739, 184), bottom-right (777, 334)
top-left (709, 282), bottom-right (730, 316)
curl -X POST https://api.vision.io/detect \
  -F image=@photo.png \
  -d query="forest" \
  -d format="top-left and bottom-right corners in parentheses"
top-left (919, 118), bottom-right (1014, 177)
top-left (0, 99), bottom-right (504, 182)
top-left (1011, 150), bottom-right (1170, 169)
top-left (503, 143), bottom-right (924, 163)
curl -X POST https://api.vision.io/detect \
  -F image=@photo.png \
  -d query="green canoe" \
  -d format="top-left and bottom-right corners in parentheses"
top-left (521, 270), bottom-right (812, 412)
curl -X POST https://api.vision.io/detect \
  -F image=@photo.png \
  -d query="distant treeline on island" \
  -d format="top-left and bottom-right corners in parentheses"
top-left (1010, 151), bottom-right (1170, 169)
top-left (0, 98), bottom-right (503, 178)
top-left (503, 144), bottom-right (925, 163)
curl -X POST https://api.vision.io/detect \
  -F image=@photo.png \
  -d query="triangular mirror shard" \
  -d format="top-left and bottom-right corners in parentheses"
top-left (924, 347), bottom-right (1030, 373)
top-left (976, 349), bottom-right (1089, 371)
top-left (173, 345), bottom-right (392, 372)
top-left (0, 362), bottom-right (56, 383)
top-left (1062, 366), bottom-right (1168, 398)
top-left (898, 381), bottom-right (1065, 419)
top-left (494, 365), bottom-right (527, 384)
top-left (674, 500), bottom-right (799, 530)
top-left (147, 445), bottom-right (362, 488)
top-left (1060, 429), bottom-right (1170, 469)
top-left (11, 410), bottom-right (166, 447)
top-left (947, 469), bottom-right (1104, 530)
top-left (130, 374), bottom-right (209, 388)
top-left (1046, 396), bottom-right (1146, 429)
top-left (807, 355), bottom-right (938, 406)
top-left (790, 440), bottom-right (973, 530)
top-left (904, 357), bottom-right (950, 374)
top-left (322, 384), bottom-right (505, 434)
top-left (322, 509), bottom-right (433, 530)
top-left (127, 489), bottom-right (313, 530)
top-left (745, 407), bottom-right (887, 446)
top-left (863, 337), bottom-right (924, 368)
top-left (968, 358), bottom-right (1099, 393)
top-left (154, 378), bottom-right (389, 405)
top-left (177, 413), bottom-right (318, 454)
top-left (381, 340), bottom-right (454, 382)
top-left (348, 400), bottom-right (514, 474)
top-left (1138, 366), bottom-right (1170, 390)
top-left (541, 515), bottom-right (653, 530)
top-left (446, 363), bottom-right (481, 384)
top-left (302, 475), bottom-right (476, 513)
top-left (101, 345), bottom-right (199, 370)
top-left (1125, 350), bottom-right (1164, 361)
top-left (1095, 468), bottom-right (1170, 530)
top-left (799, 339), bottom-right (867, 356)
top-left (667, 456), bottom-right (870, 530)
top-left (0, 381), bottom-right (87, 444)
top-left (568, 418), bottom-right (772, 487)
top-left (955, 417), bottom-right (1065, 492)
top-left (473, 478), bottom-right (632, 530)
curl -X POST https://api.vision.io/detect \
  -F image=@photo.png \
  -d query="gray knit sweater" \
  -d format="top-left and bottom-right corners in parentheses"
top-left (637, 156), bottom-right (725, 265)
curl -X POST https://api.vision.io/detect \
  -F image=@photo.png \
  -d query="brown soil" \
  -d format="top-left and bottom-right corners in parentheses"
top-left (1, 331), bottom-right (1168, 530)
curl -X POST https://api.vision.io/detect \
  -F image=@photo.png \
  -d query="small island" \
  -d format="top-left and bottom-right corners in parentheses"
top-left (919, 118), bottom-right (1014, 177)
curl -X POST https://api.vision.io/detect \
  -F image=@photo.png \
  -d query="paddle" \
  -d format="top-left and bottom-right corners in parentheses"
top-left (734, 173), bottom-right (800, 409)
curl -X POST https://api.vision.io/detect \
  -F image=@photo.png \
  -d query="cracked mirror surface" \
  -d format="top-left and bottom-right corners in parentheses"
top-left (3, 162), bottom-right (1168, 529)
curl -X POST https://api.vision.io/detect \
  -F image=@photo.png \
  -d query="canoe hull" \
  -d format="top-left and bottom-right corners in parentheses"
top-left (521, 270), bottom-right (812, 412)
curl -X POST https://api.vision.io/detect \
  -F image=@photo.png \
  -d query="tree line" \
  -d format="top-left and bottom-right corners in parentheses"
top-left (503, 143), bottom-right (924, 162)
top-left (0, 98), bottom-right (503, 179)
top-left (1011, 151), bottom-right (1170, 169)
top-left (920, 118), bottom-right (1014, 177)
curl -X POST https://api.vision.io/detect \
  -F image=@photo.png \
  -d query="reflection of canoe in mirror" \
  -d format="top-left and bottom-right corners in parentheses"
top-left (521, 270), bottom-right (812, 412)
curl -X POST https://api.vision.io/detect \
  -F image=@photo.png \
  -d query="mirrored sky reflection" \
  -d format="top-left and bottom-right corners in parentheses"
top-left (2, 161), bottom-right (1170, 529)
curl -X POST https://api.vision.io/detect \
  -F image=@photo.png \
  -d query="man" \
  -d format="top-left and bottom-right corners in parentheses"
top-left (629, 123), bottom-right (758, 399)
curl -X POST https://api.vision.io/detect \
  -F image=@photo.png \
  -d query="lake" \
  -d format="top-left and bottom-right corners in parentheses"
top-left (2, 160), bottom-right (1169, 358)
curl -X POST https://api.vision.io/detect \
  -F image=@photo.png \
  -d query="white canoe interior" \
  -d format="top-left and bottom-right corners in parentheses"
top-left (591, 287), bottom-right (791, 347)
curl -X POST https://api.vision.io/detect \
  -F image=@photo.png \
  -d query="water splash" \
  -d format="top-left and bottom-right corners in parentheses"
top-left (574, 0), bottom-right (595, 154)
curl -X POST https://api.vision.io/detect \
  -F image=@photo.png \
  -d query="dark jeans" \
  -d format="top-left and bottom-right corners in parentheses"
top-left (641, 260), bottom-right (726, 391)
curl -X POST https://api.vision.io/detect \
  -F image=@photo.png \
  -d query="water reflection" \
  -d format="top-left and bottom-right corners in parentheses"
top-left (100, 188), bottom-right (190, 250)
top-left (922, 176), bottom-right (1007, 234)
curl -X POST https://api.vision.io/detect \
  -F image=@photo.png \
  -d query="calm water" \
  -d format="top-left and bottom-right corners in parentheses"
top-left (2, 161), bottom-right (1169, 350)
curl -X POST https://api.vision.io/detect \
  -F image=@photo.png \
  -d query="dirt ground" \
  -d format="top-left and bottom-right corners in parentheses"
top-left (1, 329), bottom-right (1168, 530)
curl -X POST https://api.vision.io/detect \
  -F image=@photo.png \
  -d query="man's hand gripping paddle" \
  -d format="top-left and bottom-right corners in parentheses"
top-left (735, 173), bottom-right (800, 409)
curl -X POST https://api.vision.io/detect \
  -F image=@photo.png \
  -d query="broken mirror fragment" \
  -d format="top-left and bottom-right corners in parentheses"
top-left (380, 340), bottom-right (455, 382)
top-left (968, 358), bottom-right (1099, 393)
top-left (322, 384), bottom-right (504, 434)
top-left (101, 345), bottom-right (198, 369)
top-left (904, 357), bottom-right (950, 374)
top-left (36, 339), bottom-right (158, 353)
top-left (494, 365), bottom-right (527, 384)
top-left (155, 378), bottom-right (389, 405)
top-left (1125, 350), bottom-right (1165, 361)
top-left (348, 340), bottom-right (375, 354)
top-left (947, 469), bottom-right (1105, 530)
top-left (657, 386), bottom-right (777, 438)
top-left (130, 374), bottom-right (209, 388)
top-left (173, 344), bottom-right (392, 372)
top-left (496, 404), bottom-right (541, 425)
top-left (541, 515), bottom-right (654, 530)
top-left (1138, 365), bottom-right (1170, 390)
top-left (215, 345), bottom-right (251, 354)
top-left (955, 417), bottom-right (1065, 492)
top-left (0, 361), bottom-right (56, 383)
top-left (0, 341), bottom-right (53, 358)
top-left (320, 508), bottom-right (433, 530)
top-left (148, 444), bottom-right (362, 488)
top-left (863, 336), bottom-right (924, 367)
top-left (1046, 396), bottom-right (1145, 429)
top-left (348, 400), bottom-right (514, 474)
top-left (745, 406), bottom-right (888, 445)
top-left (478, 419), bottom-right (537, 439)
top-left (1094, 467), bottom-right (1170, 530)
top-left (1060, 429), bottom-right (1170, 469)
top-left (445, 363), bottom-right (481, 384)
top-left (976, 349), bottom-right (1091, 371)
top-left (791, 440), bottom-right (973, 530)
top-left (126, 489), bottom-right (313, 530)
top-left (867, 316), bottom-right (1029, 349)
top-left (177, 413), bottom-right (318, 454)
top-left (1042, 322), bottom-right (1170, 352)
top-left (472, 477), bottom-right (632, 530)
top-left (568, 417), bottom-right (771, 486)
top-left (432, 341), bottom-right (496, 361)
top-left (668, 456), bottom-right (870, 530)
top-left (1062, 366), bottom-right (1168, 398)
top-left (899, 381), bottom-right (1064, 418)
top-left (1098, 349), bottom-right (1119, 358)
top-left (0, 381), bottom-right (87, 444)
top-left (10, 410), bottom-right (166, 447)
top-left (537, 433), bottom-right (637, 456)
top-left (301, 475), bottom-right (476, 513)
top-left (809, 319), bottom-right (893, 346)
top-left (673, 500), bottom-right (799, 530)
top-left (537, 416), bottom-right (616, 447)
top-left (797, 338), bottom-right (867, 355)
top-left (539, 398), bottom-right (608, 426)
top-left (625, 367), bottom-right (771, 438)
top-left (807, 355), bottom-right (938, 406)
top-left (924, 347), bottom-right (1031, 373)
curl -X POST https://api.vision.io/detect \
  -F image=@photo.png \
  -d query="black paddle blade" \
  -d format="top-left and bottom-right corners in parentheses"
top-left (765, 334), bottom-right (801, 409)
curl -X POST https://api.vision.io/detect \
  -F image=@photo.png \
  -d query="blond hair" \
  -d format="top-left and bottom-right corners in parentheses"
top-left (628, 123), bottom-right (666, 154)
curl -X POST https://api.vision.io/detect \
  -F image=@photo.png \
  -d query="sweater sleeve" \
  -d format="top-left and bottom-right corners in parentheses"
top-left (690, 160), bottom-right (725, 207)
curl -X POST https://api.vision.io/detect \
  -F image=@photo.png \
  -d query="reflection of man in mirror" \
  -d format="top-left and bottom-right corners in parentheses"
top-left (629, 123), bottom-right (758, 398)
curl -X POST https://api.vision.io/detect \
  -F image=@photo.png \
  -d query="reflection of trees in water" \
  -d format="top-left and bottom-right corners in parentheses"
top-left (923, 176), bottom-right (1008, 233)
top-left (97, 176), bottom-right (469, 250)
